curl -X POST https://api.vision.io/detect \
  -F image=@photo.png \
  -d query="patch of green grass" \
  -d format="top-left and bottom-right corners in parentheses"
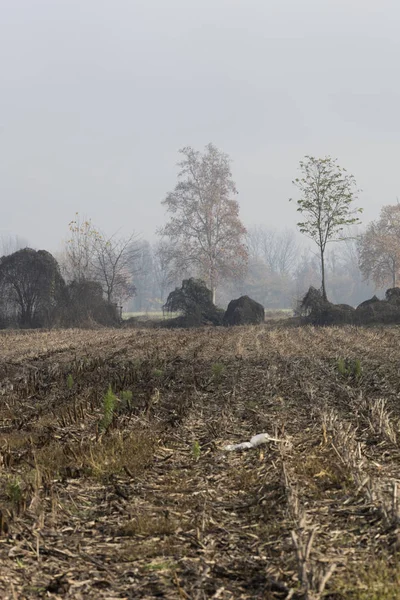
top-left (337, 357), bottom-right (347, 376)
top-left (337, 357), bottom-right (362, 380)
top-left (120, 390), bottom-right (133, 410)
top-left (6, 476), bottom-right (23, 509)
top-left (211, 362), bottom-right (225, 381)
top-left (144, 560), bottom-right (177, 572)
top-left (36, 429), bottom-right (155, 481)
top-left (66, 373), bottom-right (74, 389)
top-left (333, 558), bottom-right (400, 599)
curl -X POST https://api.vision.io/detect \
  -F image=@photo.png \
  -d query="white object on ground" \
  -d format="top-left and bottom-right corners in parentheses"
top-left (223, 433), bottom-right (283, 452)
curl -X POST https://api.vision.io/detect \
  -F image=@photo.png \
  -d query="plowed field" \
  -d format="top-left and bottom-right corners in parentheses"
top-left (1, 325), bottom-right (400, 599)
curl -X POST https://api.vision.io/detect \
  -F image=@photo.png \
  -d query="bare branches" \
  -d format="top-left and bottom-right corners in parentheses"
top-left (247, 226), bottom-right (299, 275)
top-left (63, 213), bottom-right (139, 304)
top-left (291, 156), bottom-right (362, 300)
top-left (159, 144), bottom-right (248, 302)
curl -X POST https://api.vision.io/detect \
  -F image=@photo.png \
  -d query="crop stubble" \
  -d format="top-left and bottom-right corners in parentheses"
top-left (0, 325), bottom-right (400, 598)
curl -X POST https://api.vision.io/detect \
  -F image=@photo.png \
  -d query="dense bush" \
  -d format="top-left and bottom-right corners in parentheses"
top-left (300, 286), bottom-right (400, 326)
top-left (223, 296), bottom-right (265, 325)
top-left (163, 278), bottom-right (224, 327)
top-left (0, 248), bottom-right (120, 329)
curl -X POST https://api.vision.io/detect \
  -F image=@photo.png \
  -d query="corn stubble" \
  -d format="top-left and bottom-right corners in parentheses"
top-left (1, 325), bottom-right (400, 598)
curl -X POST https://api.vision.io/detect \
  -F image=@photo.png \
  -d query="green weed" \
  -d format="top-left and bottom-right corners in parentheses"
top-left (6, 477), bottom-right (23, 512)
top-left (337, 358), bottom-right (362, 380)
top-left (99, 385), bottom-right (117, 431)
top-left (211, 362), bottom-right (225, 381)
top-left (192, 441), bottom-right (201, 460)
top-left (120, 390), bottom-right (133, 410)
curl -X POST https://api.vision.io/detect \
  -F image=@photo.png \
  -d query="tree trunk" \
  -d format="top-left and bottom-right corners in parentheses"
top-left (321, 248), bottom-right (327, 301)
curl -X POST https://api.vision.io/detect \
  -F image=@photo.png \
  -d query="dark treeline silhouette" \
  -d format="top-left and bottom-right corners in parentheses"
top-left (0, 229), bottom-right (380, 330)
top-left (0, 248), bottom-right (120, 329)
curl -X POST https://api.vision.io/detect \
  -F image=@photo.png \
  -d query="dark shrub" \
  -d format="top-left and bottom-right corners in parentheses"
top-left (356, 295), bottom-right (380, 309)
top-left (223, 296), bottom-right (265, 326)
top-left (163, 279), bottom-right (223, 327)
top-left (298, 287), bottom-right (355, 325)
top-left (386, 288), bottom-right (400, 306)
top-left (355, 300), bottom-right (400, 324)
top-left (67, 281), bottom-right (119, 327)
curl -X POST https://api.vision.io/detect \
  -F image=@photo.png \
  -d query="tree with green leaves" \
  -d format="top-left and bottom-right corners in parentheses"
top-left (291, 156), bottom-right (362, 300)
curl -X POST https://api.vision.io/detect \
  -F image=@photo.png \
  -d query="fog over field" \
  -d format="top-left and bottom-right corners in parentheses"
top-left (0, 0), bottom-right (399, 250)
top-left (4, 4), bottom-right (400, 597)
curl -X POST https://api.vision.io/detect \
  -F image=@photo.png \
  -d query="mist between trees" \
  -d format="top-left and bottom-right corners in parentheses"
top-left (0, 143), bottom-right (396, 328)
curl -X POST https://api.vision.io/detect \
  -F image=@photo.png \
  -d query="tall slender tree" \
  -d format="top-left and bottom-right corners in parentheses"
top-left (291, 156), bottom-right (362, 300)
top-left (159, 144), bottom-right (248, 303)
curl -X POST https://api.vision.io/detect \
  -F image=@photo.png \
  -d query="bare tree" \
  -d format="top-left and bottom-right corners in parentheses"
top-left (152, 239), bottom-right (177, 305)
top-left (159, 143), bottom-right (248, 303)
top-left (128, 240), bottom-right (155, 311)
top-left (93, 232), bottom-right (139, 304)
top-left (63, 213), bottom-right (139, 304)
top-left (63, 214), bottom-right (97, 282)
top-left (0, 233), bottom-right (29, 257)
top-left (247, 226), bottom-right (299, 275)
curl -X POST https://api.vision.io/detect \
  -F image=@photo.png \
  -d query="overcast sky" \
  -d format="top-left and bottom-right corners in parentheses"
top-left (0, 0), bottom-right (398, 251)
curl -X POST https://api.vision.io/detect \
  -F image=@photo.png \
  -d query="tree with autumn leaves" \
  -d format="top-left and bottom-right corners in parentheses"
top-left (159, 144), bottom-right (248, 303)
top-left (359, 204), bottom-right (400, 289)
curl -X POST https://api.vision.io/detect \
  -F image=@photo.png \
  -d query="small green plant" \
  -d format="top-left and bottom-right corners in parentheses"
top-left (337, 358), bottom-right (362, 380)
top-left (192, 441), bottom-right (201, 460)
top-left (211, 362), bottom-right (225, 381)
top-left (153, 368), bottom-right (164, 378)
top-left (99, 385), bottom-right (118, 431)
top-left (337, 358), bottom-right (347, 376)
top-left (133, 358), bottom-right (142, 370)
top-left (353, 358), bottom-right (362, 379)
top-left (67, 373), bottom-right (74, 389)
top-left (120, 390), bottom-right (133, 410)
top-left (6, 477), bottom-right (23, 510)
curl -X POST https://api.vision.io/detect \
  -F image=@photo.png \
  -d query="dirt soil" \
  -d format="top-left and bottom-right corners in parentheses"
top-left (1, 325), bottom-right (400, 599)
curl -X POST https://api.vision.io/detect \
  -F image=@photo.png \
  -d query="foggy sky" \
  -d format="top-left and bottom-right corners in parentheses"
top-left (0, 0), bottom-right (398, 252)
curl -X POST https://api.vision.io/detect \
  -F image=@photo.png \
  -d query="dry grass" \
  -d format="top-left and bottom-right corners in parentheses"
top-left (2, 324), bottom-right (400, 598)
